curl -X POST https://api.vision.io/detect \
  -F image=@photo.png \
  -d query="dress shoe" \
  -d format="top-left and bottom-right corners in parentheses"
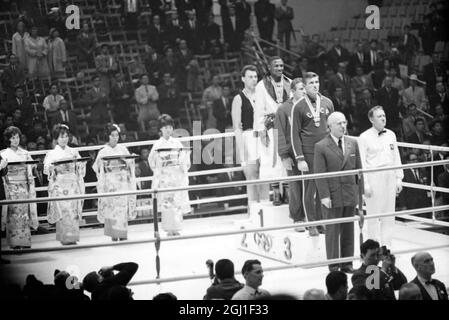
top-left (272, 188), bottom-right (282, 206)
top-left (308, 226), bottom-right (319, 237)
top-left (61, 242), bottom-right (77, 246)
top-left (340, 265), bottom-right (355, 274)
top-left (112, 237), bottom-right (119, 242)
top-left (1, 258), bottom-right (11, 264)
top-left (119, 237), bottom-right (128, 241)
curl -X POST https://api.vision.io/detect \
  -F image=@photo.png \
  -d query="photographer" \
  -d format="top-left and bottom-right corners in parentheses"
top-left (82, 262), bottom-right (138, 300)
top-left (203, 259), bottom-right (243, 300)
top-left (352, 240), bottom-right (407, 300)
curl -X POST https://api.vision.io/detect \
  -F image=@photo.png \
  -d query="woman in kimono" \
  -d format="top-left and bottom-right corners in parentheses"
top-left (93, 124), bottom-right (137, 241)
top-left (47, 28), bottom-right (67, 79)
top-left (148, 114), bottom-right (191, 236)
top-left (11, 21), bottom-right (29, 71)
top-left (24, 26), bottom-right (50, 80)
top-left (0, 126), bottom-right (39, 249)
top-left (43, 124), bottom-right (86, 245)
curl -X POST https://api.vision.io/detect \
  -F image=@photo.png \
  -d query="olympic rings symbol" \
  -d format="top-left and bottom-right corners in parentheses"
top-left (253, 232), bottom-right (273, 253)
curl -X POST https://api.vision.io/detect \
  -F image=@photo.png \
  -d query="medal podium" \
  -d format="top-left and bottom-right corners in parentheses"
top-left (238, 202), bottom-right (362, 265)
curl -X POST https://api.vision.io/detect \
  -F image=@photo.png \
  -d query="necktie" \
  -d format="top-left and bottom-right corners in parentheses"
top-left (338, 138), bottom-right (343, 152)
top-left (414, 169), bottom-right (420, 181)
top-left (65, 111), bottom-right (69, 122)
top-left (378, 129), bottom-right (387, 136)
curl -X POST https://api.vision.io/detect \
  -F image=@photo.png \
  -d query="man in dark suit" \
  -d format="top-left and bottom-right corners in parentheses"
top-left (81, 76), bottom-right (110, 133)
top-left (366, 40), bottom-right (381, 73)
top-left (376, 76), bottom-right (402, 131)
top-left (352, 239), bottom-right (407, 300)
top-left (407, 117), bottom-right (431, 145)
top-left (110, 72), bottom-right (134, 125)
top-left (205, 13), bottom-right (222, 48)
top-left (222, 6), bottom-right (243, 51)
top-left (326, 38), bottom-right (350, 71)
top-left (429, 82), bottom-right (449, 111)
top-left (327, 62), bottom-right (352, 103)
top-left (0, 54), bottom-right (26, 100)
top-left (54, 99), bottom-right (78, 135)
top-left (410, 252), bottom-right (448, 300)
top-left (314, 112), bottom-right (362, 272)
top-left (275, 0), bottom-right (294, 50)
top-left (234, 0), bottom-right (251, 33)
top-left (5, 86), bottom-right (33, 130)
top-left (212, 84), bottom-right (232, 132)
top-left (398, 25), bottom-right (419, 69)
top-left (165, 11), bottom-right (185, 47)
top-left (275, 78), bottom-right (306, 230)
top-left (354, 89), bottom-right (376, 133)
top-left (399, 152), bottom-right (431, 210)
top-left (147, 14), bottom-right (166, 53)
top-left (144, 45), bottom-right (164, 86)
top-left (157, 72), bottom-right (181, 119)
top-left (423, 54), bottom-right (444, 96)
top-left (348, 42), bottom-right (368, 77)
top-left (254, 0), bottom-right (275, 43)
top-left (183, 10), bottom-right (203, 53)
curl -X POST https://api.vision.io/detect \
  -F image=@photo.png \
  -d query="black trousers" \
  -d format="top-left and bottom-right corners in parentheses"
top-left (286, 163), bottom-right (304, 222)
top-left (302, 153), bottom-right (322, 222)
top-left (322, 205), bottom-right (355, 268)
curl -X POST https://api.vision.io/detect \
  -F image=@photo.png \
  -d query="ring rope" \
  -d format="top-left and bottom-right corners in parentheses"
top-left (4, 204), bottom-right (449, 255)
top-left (2, 160), bottom-right (448, 205)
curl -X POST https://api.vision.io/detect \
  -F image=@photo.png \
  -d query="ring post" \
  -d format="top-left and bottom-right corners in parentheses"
top-left (152, 190), bottom-right (161, 280)
top-left (357, 170), bottom-right (364, 244)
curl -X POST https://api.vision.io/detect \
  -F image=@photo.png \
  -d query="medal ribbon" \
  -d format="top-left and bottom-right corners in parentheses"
top-left (305, 94), bottom-right (321, 125)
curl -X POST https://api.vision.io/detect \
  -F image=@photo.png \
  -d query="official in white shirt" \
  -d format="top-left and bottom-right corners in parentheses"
top-left (358, 106), bottom-right (403, 247)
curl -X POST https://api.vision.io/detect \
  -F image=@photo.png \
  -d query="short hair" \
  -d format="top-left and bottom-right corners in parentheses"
top-left (82, 271), bottom-right (100, 293)
top-left (158, 114), bottom-right (174, 130)
top-left (348, 285), bottom-right (373, 300)
top-left (241, 64), bottom-right (258, 77)
top-left (153, 292), bottom-right (178, 300)
top-left (268, 56), bottom-right (283, 65)
top-left (430, 119), bottom-right (442, 130)
top-left (215, 259), bottom-right (235, 280)
top-left (303, 288), bottom-right (325, 300)
top-left (104, 123), bottom-right (121, 140)
top-left (241, 259), bottom-right (261, 275)
top-left (3, 126), bottom-right (22, 147)
top-left (367, 106), bottom-right (384, 119)
top-left (290, 77), bottom-right (303, 91)
top-left (360, 239), bottom-right (380, 255)
top-left (325, 271), bottom-right (347, 295)
top-left (414, 117), bottom-right (425, 126)
top-left (304, 72), bottom-right (319, 83)
top-left (52, 123), bottom-right (70, 140)
top-left (399, 283), bottom-right (422, 300)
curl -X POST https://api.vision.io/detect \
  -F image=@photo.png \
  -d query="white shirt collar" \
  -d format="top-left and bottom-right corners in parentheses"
top-left (330, 133), bottom-right (343, 146)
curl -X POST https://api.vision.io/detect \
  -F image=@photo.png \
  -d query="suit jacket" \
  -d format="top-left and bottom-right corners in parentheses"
top-left (165, 20), bottom-right (185, 45)
top-left (5, 96), bottom-right (33, 127)
top-left (274, 5), bottom-right (294, 32)
top-left (376, 87), bottom-right (401, 127)
top-left (182, 19), bottom-right (202, 53)
top-left (351, 75), bottom-right (374, 99)
top-left (399, 168), bottom-right (431, 209)
top-left (147, 24), bottom-right (166, 53)
top-left (328, 73), bottom-right (352, 102)
top-left (212, 96), bottom-right (232, 132)
top-left (411, 277), bottom-right (448, 300)
top-left (54, 109), bottom-right (78, 134)
top-left (144, 53), bottom-right (164, 82)
top-left (355, 98), bottom-right (377, 132)
top-left (423, 63), bottom-right (444, 95)
top-left (0, 66), bottom-right (26, 99)
top-left (352, 264), bottom-right (407, 300)
top-left (326, 46), bottom-right (350, 70)
top-left (407, 131), bottom-right (432, 145)
top-left (429, 92), bottom-right (449, 110)
top-left (314, 135), bottom-right (362, 208)
top-left (110, 81), bottom-right (134, 107)
top-left (234, 1), bottom-right (251, 32)
top-left (348, 51), bottom-right (368, 76)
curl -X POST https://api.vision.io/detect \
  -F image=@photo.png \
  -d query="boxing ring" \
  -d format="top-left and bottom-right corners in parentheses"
top-left (1, 133), bottom-right (449, 299)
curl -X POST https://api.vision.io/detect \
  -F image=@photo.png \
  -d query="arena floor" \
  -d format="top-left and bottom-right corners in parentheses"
top-left (2, 214), bottom-right (449, 300)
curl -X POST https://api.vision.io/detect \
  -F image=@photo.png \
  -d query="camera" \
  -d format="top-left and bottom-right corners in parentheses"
top-left (379, 245), bottom-right (395, 262)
